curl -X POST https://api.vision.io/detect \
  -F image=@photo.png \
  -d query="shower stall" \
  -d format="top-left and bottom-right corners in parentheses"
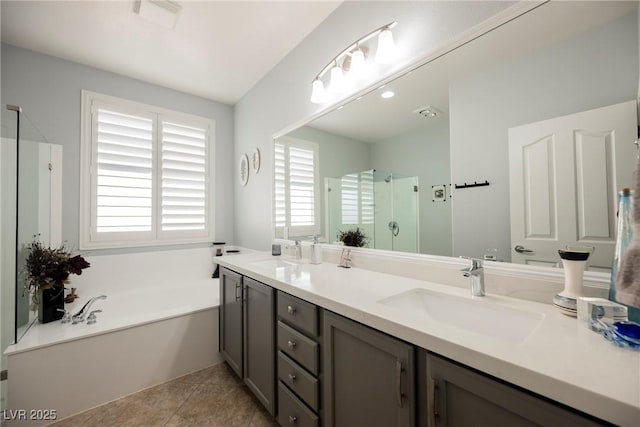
top-left (326, 169), bottom-right (419, 252)
top-left (1, 105), bottom-right (62, 412)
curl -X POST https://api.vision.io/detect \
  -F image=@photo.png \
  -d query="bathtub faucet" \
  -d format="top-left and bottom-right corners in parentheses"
top-left (72, 295), bottom-right (107, 324)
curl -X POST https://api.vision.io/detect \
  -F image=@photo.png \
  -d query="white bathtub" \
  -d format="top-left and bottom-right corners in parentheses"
top-left (5, 247), bottom-right (223, 426)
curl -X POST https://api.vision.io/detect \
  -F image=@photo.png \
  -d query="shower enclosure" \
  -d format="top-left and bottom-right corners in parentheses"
top-left (1, 105), bottom-right (62, 413)
top-left (326, 169), bottom-right (419, 252)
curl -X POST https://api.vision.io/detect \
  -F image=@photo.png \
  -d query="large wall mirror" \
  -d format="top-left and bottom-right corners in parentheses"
top-left (273, 1), bottom-right (639, 271)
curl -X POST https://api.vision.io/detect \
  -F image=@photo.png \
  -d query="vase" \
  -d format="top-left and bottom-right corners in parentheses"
top-left (38, 286), bottom-right (65, 323)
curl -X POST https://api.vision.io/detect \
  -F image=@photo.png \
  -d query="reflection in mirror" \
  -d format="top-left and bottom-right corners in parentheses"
top-left (326, 170), bottom-right (419, 251)
top-left (1, 106), bottom-right (62, 346)
top-left (273, 1), bottom-right (639, 272)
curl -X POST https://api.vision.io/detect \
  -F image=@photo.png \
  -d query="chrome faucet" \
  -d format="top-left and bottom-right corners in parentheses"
top-left (72, 295), bottom-right (107, 324)
top-left (338, 248), bottom-right (352, 268)
top-left (283, 240), bottom-right (302, 260)
top-left (460, 257), bottom-right (485, 296)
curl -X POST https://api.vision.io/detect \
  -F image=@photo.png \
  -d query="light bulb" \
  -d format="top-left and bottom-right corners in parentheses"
top-left (375, 28), bottom-right (396, 64)
top-left (310, 78), bottom-right (326, 104)
top-left (329, 63), bottom-right (345, 94)
top-left (350, 48), bottom-right (366, 76)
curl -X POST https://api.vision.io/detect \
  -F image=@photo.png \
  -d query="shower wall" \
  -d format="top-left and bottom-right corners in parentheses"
top-left (373, 174), bottom-right (418, 252)
top-left (327, 170), bottom-right (418, 253)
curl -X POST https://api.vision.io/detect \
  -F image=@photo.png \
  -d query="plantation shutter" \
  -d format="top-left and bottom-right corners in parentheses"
top-left (274, 142), bottom-right (287, 229)
top-left (273, 138), bottom-right (319, 238)
top-left (95, 108), bottom-right (154, 233)
top-left (360, 170), bottom-right (375, 224)
top-left (289, 145), bottom-right (315, 227)
top-left (160, 120), bottom-right (207, 232)
top-left (341, 173), bottom-right (359, 225)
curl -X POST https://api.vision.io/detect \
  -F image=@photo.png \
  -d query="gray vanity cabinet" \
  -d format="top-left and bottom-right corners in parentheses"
top-left (243, 276), bottom-right (276, 415)
top-left (425, 353), bottom-right (606, 427)
top-left (276, 291), bottom-right (321, 427)
top-left (219, 268), bottom-right (276, 415)
top-left (220, 267), bottom-right (243, 378)
top-left (323, 310), bottom-right (415, 427)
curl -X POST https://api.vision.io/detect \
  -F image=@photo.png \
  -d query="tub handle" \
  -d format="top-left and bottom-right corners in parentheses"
top-left (87, 310), bottom-right (102, 325)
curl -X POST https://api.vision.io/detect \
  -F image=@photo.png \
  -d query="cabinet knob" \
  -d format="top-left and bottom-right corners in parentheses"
top-left (287, 305), bottom-right (296, 315)
top-left (287, 340), bottom-right (297, 350)
top-left (288, 415), bottom-right (297, 424)
top-left (288, 373), bottom-right (296, 382)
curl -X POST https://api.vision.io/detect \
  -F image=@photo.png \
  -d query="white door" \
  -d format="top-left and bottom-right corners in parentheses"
top-left (508, 100), bottom-right (637, 269)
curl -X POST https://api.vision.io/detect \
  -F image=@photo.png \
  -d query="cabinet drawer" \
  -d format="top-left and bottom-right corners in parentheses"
top-left (277, 291), bottom-right (318, 337)
top-left (278, 382), bottom-right (319, 427)
top-left (277, 321), bottom-right (319, 375)
top-left (278, 351), bottom-right (319, 412)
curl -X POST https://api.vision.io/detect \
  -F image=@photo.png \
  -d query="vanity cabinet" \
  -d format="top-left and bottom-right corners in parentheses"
top-left (276, 290), bottom-right (321, 427)
top-left (323, 310), bottom-right (415, 427)
top-left (220, 267), bottom-right (243, 377)
top-left (425, 353), bottom-right (606, 427)
top-left (219, 268), bottom-right (276, 415)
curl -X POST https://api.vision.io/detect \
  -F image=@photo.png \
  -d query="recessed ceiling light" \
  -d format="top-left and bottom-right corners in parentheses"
top-left (381, 90), bottom-right (395, 99)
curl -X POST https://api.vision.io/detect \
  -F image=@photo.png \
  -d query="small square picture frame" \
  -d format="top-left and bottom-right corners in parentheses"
top-left (432, 184), bottom-right (446, 202)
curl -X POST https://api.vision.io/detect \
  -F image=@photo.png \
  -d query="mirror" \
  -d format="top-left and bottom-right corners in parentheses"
top-left (273, 1), bottom-right (639, 269)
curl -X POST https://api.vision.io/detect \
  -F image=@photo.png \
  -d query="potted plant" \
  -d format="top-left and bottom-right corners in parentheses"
top-left (24, 238), bottom-right (90, 323)
top-left (337, 227), bottom-right (369, 248)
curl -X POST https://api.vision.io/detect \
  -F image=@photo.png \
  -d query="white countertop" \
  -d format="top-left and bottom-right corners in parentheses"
top-left (216, 251), bottom-right (640, 426)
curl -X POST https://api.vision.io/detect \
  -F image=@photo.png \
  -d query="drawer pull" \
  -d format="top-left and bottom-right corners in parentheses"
top-left (289, 415), bottom-right (297, 424)
top-left (287, 340), bottom-right (297, 350)
top-left (288, 373), bottom-right (296, 382)
top-left (287, 305), bottom-right (296, 315)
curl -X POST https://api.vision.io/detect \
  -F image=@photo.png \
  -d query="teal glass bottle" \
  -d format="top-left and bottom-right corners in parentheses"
top-left (609, 188), bottom-right (640, 322)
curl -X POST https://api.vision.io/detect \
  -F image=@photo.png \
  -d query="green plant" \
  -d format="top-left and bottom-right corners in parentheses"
top-left (337, 227), bottom-right (369, 247)
top-left (23, 237), bottom-right (90, 295)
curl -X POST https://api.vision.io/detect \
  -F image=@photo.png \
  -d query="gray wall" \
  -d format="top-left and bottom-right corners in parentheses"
top-left (234, 1), bottom-right (515, 250)
top-left (371, 121), bottom-right (452, 256)
top-left (1, 44), bottom-right (235, 253)
top-left (449, 12), bottom-right (639, 262)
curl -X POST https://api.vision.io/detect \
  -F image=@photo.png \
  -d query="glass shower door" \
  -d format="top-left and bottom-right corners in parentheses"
top-left (1, 107), bottom-right (18, 414)
top-left (1, 105), bottom-right (61, 414)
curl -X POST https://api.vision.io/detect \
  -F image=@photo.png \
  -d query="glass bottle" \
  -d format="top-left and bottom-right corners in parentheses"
top-left (609, 187), bottom-right (640, 322)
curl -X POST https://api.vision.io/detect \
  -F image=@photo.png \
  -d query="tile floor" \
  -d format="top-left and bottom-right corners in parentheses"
top-left (49, 362), bottom-right (279, 427)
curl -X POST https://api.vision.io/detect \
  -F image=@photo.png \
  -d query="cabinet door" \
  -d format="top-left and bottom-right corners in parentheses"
top-left (426, 354), bottom-right (605, 427)
top-left (243, 276), bottom-right (276, 415)
top-left (323, 310), bottom-right (415, 427)
top-left (219, 267), bottom-right (243, 378)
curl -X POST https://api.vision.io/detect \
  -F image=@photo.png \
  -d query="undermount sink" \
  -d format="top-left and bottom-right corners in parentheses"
top-left (249, 258), bottom-right (300, 269)
top-left (378, 288), bottom-right (544, 344)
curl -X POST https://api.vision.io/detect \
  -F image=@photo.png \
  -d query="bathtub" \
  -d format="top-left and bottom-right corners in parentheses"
top-left (4, 247), bottom-right (223, 426)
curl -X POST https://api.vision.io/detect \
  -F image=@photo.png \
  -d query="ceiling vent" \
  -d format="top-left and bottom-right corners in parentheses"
top-left (414, 106), bottom-right (442, 118)
top-left (135, 0), bottom-right (182, 29)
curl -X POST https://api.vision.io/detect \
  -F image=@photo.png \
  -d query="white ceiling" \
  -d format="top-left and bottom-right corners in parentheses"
top-left (1, 0), bottom-right (342, 105)
top-left (308, 1), bottom-right (638, 143)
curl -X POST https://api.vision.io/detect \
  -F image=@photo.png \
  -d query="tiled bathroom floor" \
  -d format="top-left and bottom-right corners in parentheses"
top-left (49, 362), bottom-right (278, 427)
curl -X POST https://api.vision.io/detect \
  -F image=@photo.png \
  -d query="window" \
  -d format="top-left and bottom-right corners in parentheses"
top-left (273, 137), bottom-right (319, 238)
top-left (80, 91), bottom-right (215, 249)
top-left (341, 170), bottom-right (374, 226)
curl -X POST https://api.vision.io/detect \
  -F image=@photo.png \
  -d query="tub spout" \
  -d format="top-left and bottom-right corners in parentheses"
top-left (72, 295), bottom-right (107, 324)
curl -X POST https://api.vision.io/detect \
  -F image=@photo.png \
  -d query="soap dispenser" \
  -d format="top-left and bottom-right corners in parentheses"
top-left (553, 247), bottom-right (592, 316)
top-left (310, 235), bottom-right (322, 265)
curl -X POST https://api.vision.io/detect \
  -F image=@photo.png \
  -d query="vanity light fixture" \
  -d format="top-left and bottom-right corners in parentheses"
top-left (310, 22), bottom-right (398, 104)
